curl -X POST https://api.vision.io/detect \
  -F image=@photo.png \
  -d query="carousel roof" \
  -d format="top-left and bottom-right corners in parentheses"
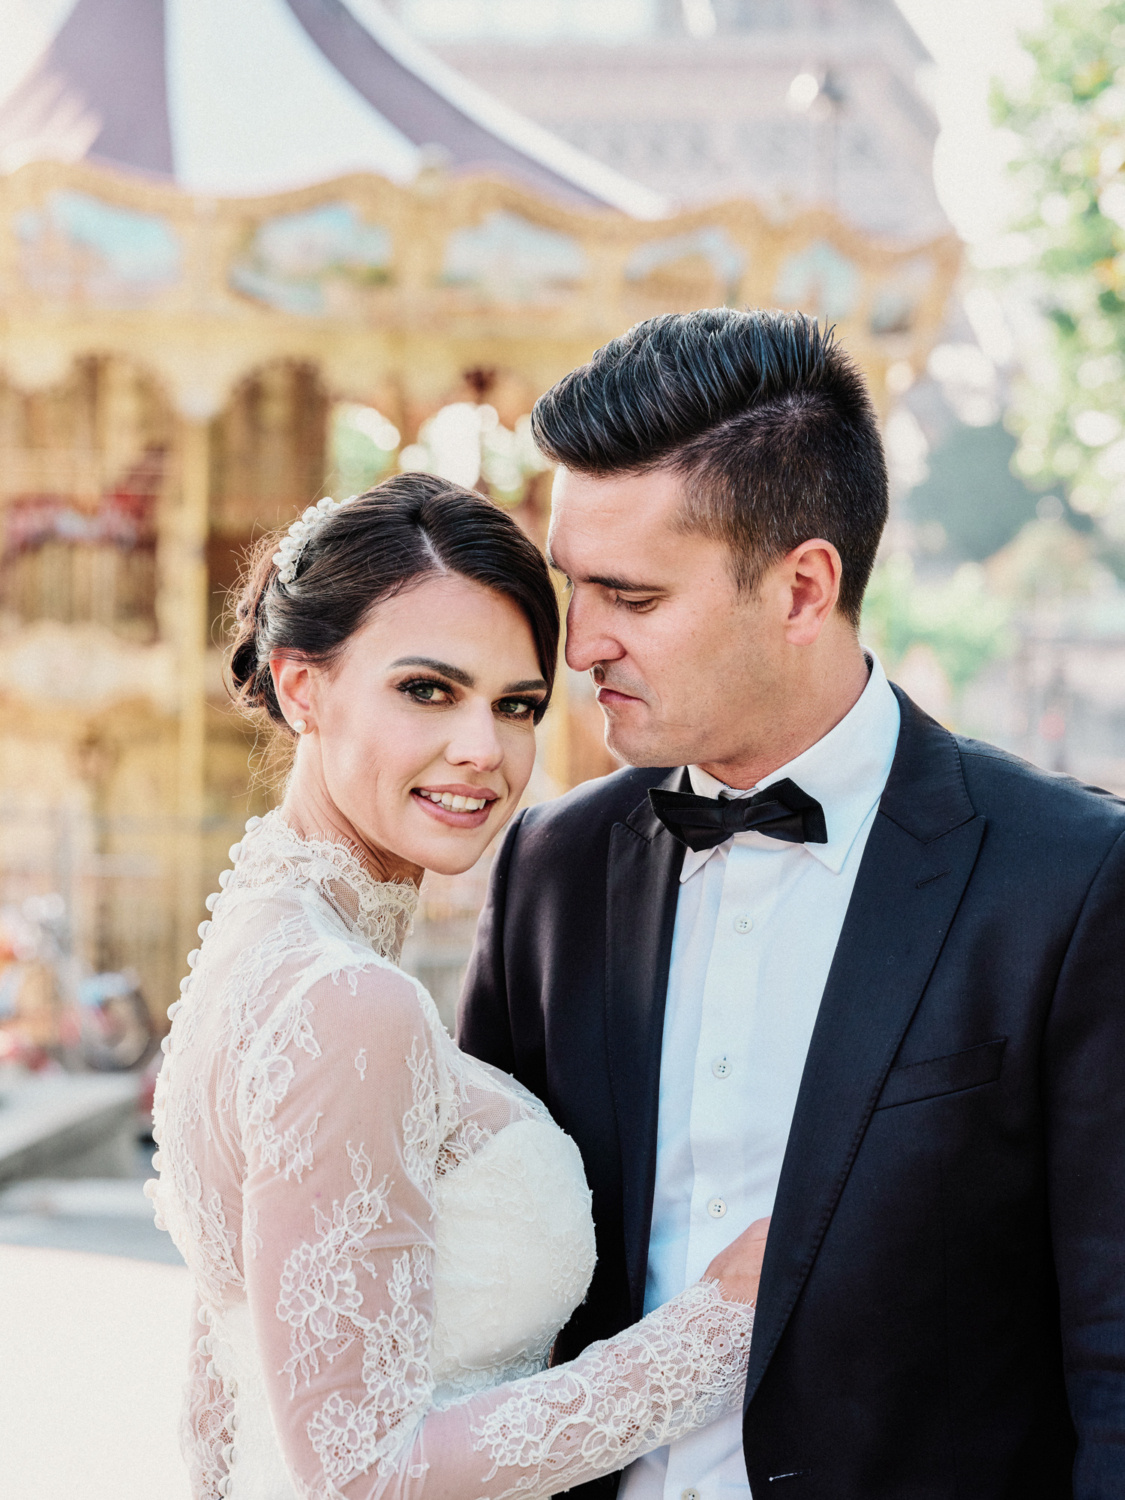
top-left (0, 0), bottom-right (667, 217)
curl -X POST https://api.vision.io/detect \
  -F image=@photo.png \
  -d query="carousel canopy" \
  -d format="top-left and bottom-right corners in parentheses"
top-left (0, 0), bottom-right (666, 217)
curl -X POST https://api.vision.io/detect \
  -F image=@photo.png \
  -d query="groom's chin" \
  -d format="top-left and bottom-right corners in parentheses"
top-left (602, 724), bottom-right (675, 771)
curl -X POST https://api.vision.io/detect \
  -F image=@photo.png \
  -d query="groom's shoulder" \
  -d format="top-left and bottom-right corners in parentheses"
top-left (952, 729), bottom-right (1125, 845)
top-left (512, 765), bottom-right (670, 862)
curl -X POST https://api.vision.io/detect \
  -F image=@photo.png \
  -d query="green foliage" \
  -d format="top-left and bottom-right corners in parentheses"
top-left (904, 423), bottom-right (1042, 561)
top-left (861, 555), bottom-right (1013, 693)
top-left (995, 1), bottom-right (1125, 534)
top-left (332, 421), bottom-right (395, 494)
top-left (986, 513), bottom-right (1102, 606)
top-left (329, 403), bottom-right (400, 497)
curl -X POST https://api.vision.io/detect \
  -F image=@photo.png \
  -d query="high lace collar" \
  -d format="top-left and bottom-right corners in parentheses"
top-left (231, 810), bottom-right (419, 962)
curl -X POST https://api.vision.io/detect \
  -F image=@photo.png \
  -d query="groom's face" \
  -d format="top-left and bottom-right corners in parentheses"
top-left (548, 465), bottom-right (789, 772)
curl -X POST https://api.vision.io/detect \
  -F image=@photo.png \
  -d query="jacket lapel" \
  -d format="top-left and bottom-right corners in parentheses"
top-left (606, 768), bottom-right (686, 1321)
top-left (744, 689), bottom-right (986, 1405)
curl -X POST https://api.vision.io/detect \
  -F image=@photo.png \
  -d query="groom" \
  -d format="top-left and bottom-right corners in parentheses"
top-left (458, 309), bottom-right (1125, 1498)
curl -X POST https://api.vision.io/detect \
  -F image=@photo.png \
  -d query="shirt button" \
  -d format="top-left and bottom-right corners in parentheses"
top-left (682, 1490), bottom-right (701, 1500)
top-left (733, 913), bottom-right (752, 933)
top-left (707, 1197), bottom-right (727, 1219)
top-left (712, 1055), bottom-right (732, 1079)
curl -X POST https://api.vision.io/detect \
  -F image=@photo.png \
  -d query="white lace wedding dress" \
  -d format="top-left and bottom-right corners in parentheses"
top-left (149, 812), bottom-right (755, 1500)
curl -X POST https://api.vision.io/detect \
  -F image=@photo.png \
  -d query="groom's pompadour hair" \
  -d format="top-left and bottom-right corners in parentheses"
top-left (531, 308), bottom-right (888, 627)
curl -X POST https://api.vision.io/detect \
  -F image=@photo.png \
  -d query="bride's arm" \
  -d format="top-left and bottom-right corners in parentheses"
top-left (414, 1279), bottom-right (754, 1500)
top-left (240, 965), bottom-right (754, 1500)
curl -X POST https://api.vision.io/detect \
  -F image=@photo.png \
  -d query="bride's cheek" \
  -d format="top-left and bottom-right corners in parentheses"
top-left (505, 731), bottom-right (537, 800)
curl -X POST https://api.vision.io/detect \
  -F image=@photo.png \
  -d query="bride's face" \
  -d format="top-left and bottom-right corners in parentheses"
top-left (272, 573), bottom-right (549, 879)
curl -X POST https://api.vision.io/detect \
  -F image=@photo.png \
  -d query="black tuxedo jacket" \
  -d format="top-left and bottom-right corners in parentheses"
top-left (458, 688), bottom-right (1125, 1499)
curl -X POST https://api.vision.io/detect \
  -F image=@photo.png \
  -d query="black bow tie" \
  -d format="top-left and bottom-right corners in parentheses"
top-left (648, 778), bottom-right (827, 852)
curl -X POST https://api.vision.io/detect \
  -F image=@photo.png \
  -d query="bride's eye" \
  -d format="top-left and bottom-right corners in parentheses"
top-left (495, 697), bottom-right (537, 720)
top-left (400, 678), bottom-right (454, 706)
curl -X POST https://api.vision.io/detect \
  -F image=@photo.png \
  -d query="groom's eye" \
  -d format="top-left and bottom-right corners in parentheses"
top-left (615, 593), bottom-right (660, 614)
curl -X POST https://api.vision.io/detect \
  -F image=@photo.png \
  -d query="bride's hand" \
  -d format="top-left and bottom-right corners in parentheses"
top-left (704, 1216), bottom-right (771, 1307)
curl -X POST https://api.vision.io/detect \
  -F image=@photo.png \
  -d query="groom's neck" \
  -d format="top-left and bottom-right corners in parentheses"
top-left (695, 632), bottom-right (871, 791)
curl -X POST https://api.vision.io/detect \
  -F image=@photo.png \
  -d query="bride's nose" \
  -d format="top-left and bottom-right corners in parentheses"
top-left (445, 699), bottom-right (504, 772)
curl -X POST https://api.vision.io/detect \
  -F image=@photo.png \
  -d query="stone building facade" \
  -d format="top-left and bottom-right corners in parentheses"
top-left (395, 0), bottom-right (948, 239)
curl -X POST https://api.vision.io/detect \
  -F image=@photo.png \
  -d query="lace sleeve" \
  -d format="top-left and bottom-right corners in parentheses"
top-left (240, 964), bottom-right (754, 1500)
top-left (181, 1294), bottom-right (236, 1498)
top-left (430, 1278), bottom-right (755, 1500)
top-left (240, 963), bottom-right (445, 1495)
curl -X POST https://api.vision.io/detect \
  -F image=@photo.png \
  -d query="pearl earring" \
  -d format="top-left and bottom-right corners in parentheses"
top-left (292, 719), bottom-right (307, 734)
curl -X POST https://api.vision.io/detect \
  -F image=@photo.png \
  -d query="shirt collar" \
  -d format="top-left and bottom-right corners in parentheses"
top-left (680, 651), bottom-right (901, 882)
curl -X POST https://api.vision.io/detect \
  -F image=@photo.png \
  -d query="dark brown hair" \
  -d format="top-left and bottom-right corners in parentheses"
top-left (229, 473), bottom-right (559, 727)
top-left (530, 308), bottom-right (888, 627)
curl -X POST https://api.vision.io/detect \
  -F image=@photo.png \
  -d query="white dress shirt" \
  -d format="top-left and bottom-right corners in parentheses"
top-left (619, 655), bottom-right (901, 1500)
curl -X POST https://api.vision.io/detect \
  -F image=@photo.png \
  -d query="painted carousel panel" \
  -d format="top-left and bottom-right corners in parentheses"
top-left (773, 238), bottom-right (861, 322)
top-left (440, 209), bottom-right (588, 302)
top-left (624, 225), bottom-right (747, 310)
top-left (15, 192), bottom-right (182, 306)
top-left (869, 254), bottom-right (937, 337)
top-left (228, 201), bottom-right (393, 316)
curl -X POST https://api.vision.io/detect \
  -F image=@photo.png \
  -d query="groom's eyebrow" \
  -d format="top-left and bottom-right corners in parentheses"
top-left (544, 551), bottom-right (662, 594)
top-left (585, 573), bottom-right (666, 593)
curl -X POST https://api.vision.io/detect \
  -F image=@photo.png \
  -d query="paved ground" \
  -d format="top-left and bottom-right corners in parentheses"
top-left (0, 1175), bottom-right (184, 1263)
top-left (0, 1242), bottom-right (193, 1499)
top-left (0, 1142), bottom-right (185, 1264)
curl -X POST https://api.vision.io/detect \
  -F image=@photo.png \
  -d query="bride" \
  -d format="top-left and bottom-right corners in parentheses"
top-left (149, 474), bottom-right (767, 1500)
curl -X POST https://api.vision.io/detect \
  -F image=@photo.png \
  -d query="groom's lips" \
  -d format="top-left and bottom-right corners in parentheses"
top-left (596, 686), bottom-right (643, 707)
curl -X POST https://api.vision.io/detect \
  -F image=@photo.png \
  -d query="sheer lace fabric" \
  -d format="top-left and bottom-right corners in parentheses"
top-left (152, 812), bottom-right (755, 1500)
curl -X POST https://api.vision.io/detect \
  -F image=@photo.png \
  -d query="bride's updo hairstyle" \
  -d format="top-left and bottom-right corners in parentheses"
top-left (229, 472), bottom-right (559, 729)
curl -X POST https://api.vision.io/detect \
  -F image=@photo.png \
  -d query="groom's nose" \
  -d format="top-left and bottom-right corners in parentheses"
top-left (564, 594), bottom-right (625, 673)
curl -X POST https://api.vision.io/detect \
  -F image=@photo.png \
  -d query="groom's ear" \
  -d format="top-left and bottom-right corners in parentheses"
top-left (780, 539), bottom-right (844, 646)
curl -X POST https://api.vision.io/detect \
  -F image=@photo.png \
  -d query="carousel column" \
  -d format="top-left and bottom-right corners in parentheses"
top-left (173, 416), bottom-right (211, 971)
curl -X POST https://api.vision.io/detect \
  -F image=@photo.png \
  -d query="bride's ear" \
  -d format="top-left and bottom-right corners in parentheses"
top-left (270, 654), bottom-right (315, 735)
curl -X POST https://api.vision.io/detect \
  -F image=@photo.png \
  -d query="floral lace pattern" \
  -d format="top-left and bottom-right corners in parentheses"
top-left (472, 1281), bottom-right (755, 1499)
top-left (228, 815), bottom-right (419, 956)
top-left (152, 812), bottom-right (755, 1500)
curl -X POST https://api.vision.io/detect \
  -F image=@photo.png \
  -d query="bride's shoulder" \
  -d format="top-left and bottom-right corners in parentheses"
top-left (305, 944), bottom-right (442, 1041)
top-left (215, 883), bottom-right (433, 1031)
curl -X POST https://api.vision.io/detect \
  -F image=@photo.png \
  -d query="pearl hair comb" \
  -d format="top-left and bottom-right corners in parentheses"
top-left (273, 495), bottom-right (357, 584)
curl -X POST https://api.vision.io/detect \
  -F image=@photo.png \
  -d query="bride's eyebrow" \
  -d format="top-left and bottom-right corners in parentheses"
top-left (391, 656), bottom-right (473, 687)
top-left (390, 658), bottom-right (547, 696)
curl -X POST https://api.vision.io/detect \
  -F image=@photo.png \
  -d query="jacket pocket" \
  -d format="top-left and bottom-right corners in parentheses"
top-left (874, 1037), bottom-right (1007, 1110)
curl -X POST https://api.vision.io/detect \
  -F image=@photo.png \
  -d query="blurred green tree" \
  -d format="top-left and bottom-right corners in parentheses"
top-left (995, 0), bottom-right (1125, 548)
top-left (904, 423), bottom-right (1042, 561)
top-left (862, 555), bottom-right (1013, 695)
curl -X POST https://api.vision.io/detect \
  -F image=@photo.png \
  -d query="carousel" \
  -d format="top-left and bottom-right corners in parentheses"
top-left (0, 0), bottom-right (960, 1026)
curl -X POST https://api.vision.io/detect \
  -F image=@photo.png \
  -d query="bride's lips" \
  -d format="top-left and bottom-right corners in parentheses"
top-left (411, 784), bottom-right (499, 829)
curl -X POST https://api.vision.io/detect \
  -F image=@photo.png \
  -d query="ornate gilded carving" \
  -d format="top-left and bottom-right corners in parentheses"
top-left (0, 157), bottom-right (961, 1017)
